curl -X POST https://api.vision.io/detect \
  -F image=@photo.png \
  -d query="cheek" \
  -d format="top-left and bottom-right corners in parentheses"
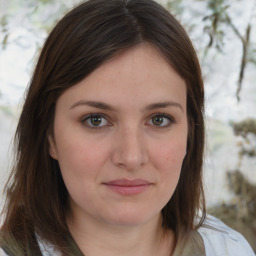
top-left (152, 139), bottom-right (186, 182)
top-left (56, 140), bottom-right (108, 201)
top-left (156, 140), bottom-right (186, 166)
top-left (149, 139), bottom-right (186, 210)
top-left (57, 139), bottom-right (109, 177)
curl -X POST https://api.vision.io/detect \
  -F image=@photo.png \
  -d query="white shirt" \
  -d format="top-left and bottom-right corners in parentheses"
top-left (0, 215), bottom-right (255, 255)
top-left (198, 215), bottom-right (255, 256)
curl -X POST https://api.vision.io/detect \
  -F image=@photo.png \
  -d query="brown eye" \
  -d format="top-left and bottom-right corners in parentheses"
top-left (82, 114), bottom-right (109, 129)
top-left (152, 116), bottom-right (164, 126)
top-left (90, 115), bottom-right (103, 126)
top-left (148, 114), bottom-right (174, 128)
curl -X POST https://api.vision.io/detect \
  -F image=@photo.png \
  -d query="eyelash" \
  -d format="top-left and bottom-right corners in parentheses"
top-left (81, 113), bottom-right (111, 130)
top-left (80, 113), bottom-right (176, 130)
top-left (146, 113), bottom-right (176, 128)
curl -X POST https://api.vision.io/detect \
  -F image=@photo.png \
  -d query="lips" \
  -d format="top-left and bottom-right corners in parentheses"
top-left (103, 179), bottom-right (152, 195)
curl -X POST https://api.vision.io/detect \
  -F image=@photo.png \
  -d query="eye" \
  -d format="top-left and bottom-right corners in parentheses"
top-left (147, 114), bottom-right (175, 128)
top-left (81, 114), bottom-right (110, 129)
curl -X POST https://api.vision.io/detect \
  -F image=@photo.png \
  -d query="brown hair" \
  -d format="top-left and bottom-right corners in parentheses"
top-left (0, 0), bottom-right (205, 255)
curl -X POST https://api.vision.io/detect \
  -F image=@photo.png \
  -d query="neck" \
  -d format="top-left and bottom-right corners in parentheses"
top-left (67, 211), bottom-right (174, 256)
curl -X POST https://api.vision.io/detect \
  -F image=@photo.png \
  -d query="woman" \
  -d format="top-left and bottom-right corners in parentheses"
top-left (0, 0), bottom-right (254, 255)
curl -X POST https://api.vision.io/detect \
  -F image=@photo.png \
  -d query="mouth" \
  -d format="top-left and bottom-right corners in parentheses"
top-left (102, 179), bottom-right (153, 195)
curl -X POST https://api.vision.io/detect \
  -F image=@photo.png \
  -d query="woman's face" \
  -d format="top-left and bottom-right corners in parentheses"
top-left (49, 43), bottom-right (187, 227)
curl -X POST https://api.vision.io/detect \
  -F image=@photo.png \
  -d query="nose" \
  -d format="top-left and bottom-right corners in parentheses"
top-left (111, 126), bottom-right (149, 171)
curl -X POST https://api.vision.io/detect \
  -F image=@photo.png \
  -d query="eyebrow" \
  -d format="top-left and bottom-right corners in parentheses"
top-left (70, 100), bottom-right (184, 112)
top-left (145, 101), bottom-right (184, 112)
top-left (70, 100), bottom-right (116, 111)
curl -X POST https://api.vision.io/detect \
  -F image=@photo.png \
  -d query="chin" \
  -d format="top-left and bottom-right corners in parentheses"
top-left (103, 207), bottom-right (161, 227)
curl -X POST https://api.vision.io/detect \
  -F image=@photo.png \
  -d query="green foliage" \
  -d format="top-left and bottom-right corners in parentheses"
top-left (203, 0), bottom-right (229, 50)
top-left (0, 105), bottom-right (15, 116)
top-left (202, 0), bottom-right (255, 100)
top-left (248, 48), bottom-right (256, 65)
top-left (166, 0), bottom-right (184, 16)
top-left (37, 0), bottom-right (55, 4)
top-left (165, 0), bottom-right (256, 101)
top-left (0, 15), bottom-right (8, 27)
top-left (0, 0), bottom-right (255, 101)
top-left (230, 118), bottom-right (256, 167)
top-left (1, 15), bottom-right (9, 50)
top-left (0, 0), bottom-right (77, 48)
top-left (231, 118), bottom-right (256, 137)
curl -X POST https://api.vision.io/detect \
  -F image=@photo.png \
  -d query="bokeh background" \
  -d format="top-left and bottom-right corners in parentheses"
top-left (0, 0), bottom-right (256, 252)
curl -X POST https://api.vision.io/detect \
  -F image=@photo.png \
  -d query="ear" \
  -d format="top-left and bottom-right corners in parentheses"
top-left (48, 135), bottom-right (58, 160)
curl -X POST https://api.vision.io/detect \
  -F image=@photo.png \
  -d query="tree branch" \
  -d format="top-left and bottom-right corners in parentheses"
top-left (225, 14), bottom-right (252, 101)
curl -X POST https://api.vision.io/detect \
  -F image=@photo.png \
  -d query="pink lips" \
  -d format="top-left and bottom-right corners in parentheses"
top-left (103, 179), bottom-right (152, 195)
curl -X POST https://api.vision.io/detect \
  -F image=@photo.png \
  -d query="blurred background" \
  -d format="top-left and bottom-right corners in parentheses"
top-left (0, 0), bottom-right (255, 252)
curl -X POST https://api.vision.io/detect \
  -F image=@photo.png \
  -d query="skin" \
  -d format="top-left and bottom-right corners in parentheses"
top-left (49, 43), bottom-right (188, 256)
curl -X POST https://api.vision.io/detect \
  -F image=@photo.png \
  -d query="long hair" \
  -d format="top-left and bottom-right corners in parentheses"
top-left (0, 0), bottom-right (205, 254)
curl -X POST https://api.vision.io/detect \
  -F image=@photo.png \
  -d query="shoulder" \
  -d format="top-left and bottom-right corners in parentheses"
top-left (198, 215), bottom-right (255, 256)
top-left (0, 248), bottom-right (8, 256)
top-left (36, 234), bottom-right (61, 256)
top-left (0, 237), bottom-right (60, 256)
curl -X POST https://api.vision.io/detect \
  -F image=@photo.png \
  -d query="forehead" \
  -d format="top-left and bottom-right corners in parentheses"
top-left (57, 43), bottom-right (186, 110)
